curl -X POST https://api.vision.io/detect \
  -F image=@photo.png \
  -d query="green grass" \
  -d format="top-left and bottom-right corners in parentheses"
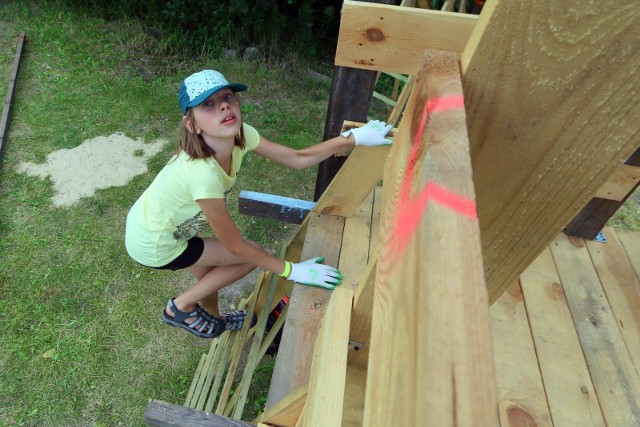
top-left (0, 1), bottom-right (331, 425)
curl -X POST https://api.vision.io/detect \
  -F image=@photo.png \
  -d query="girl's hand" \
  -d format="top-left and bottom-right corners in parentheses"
top-left (287, 257), bottom-right (343, 290)
top-left (344, 120), bottom-right (393, 146)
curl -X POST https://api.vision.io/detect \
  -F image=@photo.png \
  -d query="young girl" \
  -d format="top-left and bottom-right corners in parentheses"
top-left (125, 69), bottom-right (392, 339)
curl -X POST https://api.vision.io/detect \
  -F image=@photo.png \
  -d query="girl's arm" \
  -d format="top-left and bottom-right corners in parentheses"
top-left (197, 197), bottom-right (286, 275)
top-left (198, 197), bottom-right (343, 289)
top-left (253, 120), bottom-right (392, 169)
top-left (253, 133), bottom-right (354, 170)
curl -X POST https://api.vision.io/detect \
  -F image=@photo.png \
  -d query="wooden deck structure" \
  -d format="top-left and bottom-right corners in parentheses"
top-left (144, 1), bottom-right (640, 425)
top-left (145, 192), bottom-right (640, 426)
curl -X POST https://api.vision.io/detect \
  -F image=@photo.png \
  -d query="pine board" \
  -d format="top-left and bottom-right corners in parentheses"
top-left (490, 281), bottom-right (552, 427)
top-left (520, 248), bottom-right (604, 426)
top-left (586, 228), bottom-right (640, 376)
top-left (460, 0), bottom-right (640, 303)
top-left (549, 234), bottom-right (640, 426)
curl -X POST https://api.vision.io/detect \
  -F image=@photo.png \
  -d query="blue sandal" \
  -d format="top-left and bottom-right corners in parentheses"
top-left (162, 299), bottom-right (225, 339)
top-left (221, 310), bottom-right (248, 331)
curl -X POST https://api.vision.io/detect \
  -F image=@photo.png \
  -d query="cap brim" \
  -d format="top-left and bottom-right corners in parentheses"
top-left (186, 83), bottom-right (247, 110)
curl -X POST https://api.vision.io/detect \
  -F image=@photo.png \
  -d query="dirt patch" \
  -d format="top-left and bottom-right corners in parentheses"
top-left (17, 132), bottom-right (166, 207)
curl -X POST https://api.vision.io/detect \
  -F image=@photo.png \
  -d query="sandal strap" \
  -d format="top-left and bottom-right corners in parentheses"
top-left (167, 299), bottom-right (225, 337)
top-left (167, 298), bottom-right (198, 324)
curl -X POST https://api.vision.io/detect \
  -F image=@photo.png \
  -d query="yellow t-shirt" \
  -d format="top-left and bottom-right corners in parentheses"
top-left (125, 123), bottom-right (260, 267)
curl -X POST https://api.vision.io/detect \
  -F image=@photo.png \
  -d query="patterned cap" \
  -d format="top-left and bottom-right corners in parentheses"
top-left (178, 70), bottom-right (247, 114)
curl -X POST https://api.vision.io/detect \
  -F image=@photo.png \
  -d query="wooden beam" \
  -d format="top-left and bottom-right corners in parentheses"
top-left (1, 32), bottom-right (25, 166)
top-left (565, 147), bottom-right (640, 239)
top-left (144, 400), bottom-right (255, 427)
top-left (363, 50), bottom-right (497, 426)
top-left (593, 164), bottom-right (640, 201)
top-left (312, 145), bottom-right (390, 217)
top-left (459, 0), bottom-right (640, 303)
top-left (266, 213), bottom-right (345, 408)
top-left (303, 288), bottom-right (353, 427)
top-left (238, 191), bottom-right (315, 224)
top-left (256, 385), bottom-right (307, 427)
top-left (336, 1), bottom-right (477, 74)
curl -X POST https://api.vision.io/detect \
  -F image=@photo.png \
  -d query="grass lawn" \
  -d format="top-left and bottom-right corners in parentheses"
top-left (1, 1), bottom-right (638, 426)
top-left (0, 1), bottom-right (331, 425)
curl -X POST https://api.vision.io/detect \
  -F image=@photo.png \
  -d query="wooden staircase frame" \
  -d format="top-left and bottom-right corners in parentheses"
top-left (145, 1), bottom-right (640, 425)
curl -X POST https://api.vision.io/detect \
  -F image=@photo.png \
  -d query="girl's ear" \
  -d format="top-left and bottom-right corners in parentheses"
top-left (183, 116), bottom-right (200, 135)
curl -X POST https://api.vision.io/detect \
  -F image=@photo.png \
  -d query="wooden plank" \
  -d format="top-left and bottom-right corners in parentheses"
top-left (312, 145), bottom-right (390, 217)
top-left (1, 32), bottom-right (25, 165)
top-left (459, 0), bottom-right (640, 303)
top-left (594, 164), bottom-right (640, 201)
top-left (303, 288), bottom-right (353, 427)
top-left (618, 230), bottom-right (640, 282)
top-left (586, 228), bottom-right (640, 375)
top-left (490, 281), bottom-right (553, 427)
top-left (386, 75), bottom-right (414, 127)
top-left (144, 400), bottom-right (255, 427)
top-left (336, 1), bottom-right (477, 74)
top-left (565, 147), bottom-right (640, 239)
top-left (185, 353), bottom-right (207, 407)
top-left (347, 255), bottom-right (377, 370)
top-left (368, 186), bottom-right (383, 259)
top-left (230, 271), bottom-right (284, 419)
top-left (238, 191), bottom-right (315, 224)
top-left (341, 258), bottom-right (377, 427)
top-left (338, 189), bottom-right (373, 292)
top-left (550, 234), bottom-right (640, 425)
top-left (266, 213), bottom-right (345, 408)
top-left (363, 50), bottom-right (496, 427)
top-left (342, 365), bottom-right (367, 427)
top-left (256, 385), bottom-right (307, 427)
top-left (189, 340), bottom-right (218, 409)
top-left (520, 247), bottom-right (605, 426)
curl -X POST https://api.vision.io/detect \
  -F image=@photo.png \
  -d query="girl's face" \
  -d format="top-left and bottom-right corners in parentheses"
top-left (190, 89), bottom-right (242, 141)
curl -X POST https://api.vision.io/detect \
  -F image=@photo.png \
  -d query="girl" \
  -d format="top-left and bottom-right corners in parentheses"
top-left (125, 69), bottom-right (392, 339)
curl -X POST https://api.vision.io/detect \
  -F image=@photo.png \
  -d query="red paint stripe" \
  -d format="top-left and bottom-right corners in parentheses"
top-left (390, 94), bottom-right (475, 255)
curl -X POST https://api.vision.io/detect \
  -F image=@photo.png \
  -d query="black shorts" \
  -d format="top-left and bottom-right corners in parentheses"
top-left (153, 237), bottom-right (205, 271)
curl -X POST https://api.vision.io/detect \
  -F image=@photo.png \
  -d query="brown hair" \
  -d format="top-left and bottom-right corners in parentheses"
top-left (175, 106), bottom-right (246, 159)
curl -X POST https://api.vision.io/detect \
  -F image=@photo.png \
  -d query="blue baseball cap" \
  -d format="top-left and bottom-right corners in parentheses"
top-left (178, 70), bottom-right (247, 114)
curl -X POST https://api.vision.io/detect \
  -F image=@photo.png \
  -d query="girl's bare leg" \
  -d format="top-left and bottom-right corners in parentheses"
top-left (167, 238), bottom-right (258, 319)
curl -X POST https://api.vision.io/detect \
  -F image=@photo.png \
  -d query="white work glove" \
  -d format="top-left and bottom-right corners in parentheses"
top-left (342, 120), bottom-right (393, 146)
top-left (287, 257), bottom-right (343, 290)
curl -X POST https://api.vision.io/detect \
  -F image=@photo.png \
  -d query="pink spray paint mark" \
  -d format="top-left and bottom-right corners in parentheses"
top-left (391, 94), bottom-right (477, 255)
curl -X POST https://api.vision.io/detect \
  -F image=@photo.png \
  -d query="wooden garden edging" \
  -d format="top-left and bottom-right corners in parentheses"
top-left (0, 31), bottom-right (26, 166)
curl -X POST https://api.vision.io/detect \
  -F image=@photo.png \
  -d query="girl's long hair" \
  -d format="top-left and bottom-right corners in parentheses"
top-left (175, 105), bottom-right (246, 159)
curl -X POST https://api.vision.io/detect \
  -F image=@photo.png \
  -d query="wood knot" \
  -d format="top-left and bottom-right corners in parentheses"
top-left (589, 316), bottom-right (599, 326)
top-left (507, 405), bottom-right (537, 426)
top-left (313, 299), bottom-right (323, 310)
top-left (547, 282), bottom-right (566, 301)
top-left (365, 27), bottom-right (384, 42)
top-left (580, 385), bottom-right (589, 394)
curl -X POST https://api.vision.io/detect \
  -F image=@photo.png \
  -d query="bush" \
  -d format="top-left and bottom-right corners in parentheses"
top-left (70, 0), bottom-right (344, 61)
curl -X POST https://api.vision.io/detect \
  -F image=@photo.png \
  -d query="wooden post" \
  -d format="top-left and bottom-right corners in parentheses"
top-left (314, 0), bottom-right (397, 201)
top-left (363, 50), bottom-right (497, 426)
